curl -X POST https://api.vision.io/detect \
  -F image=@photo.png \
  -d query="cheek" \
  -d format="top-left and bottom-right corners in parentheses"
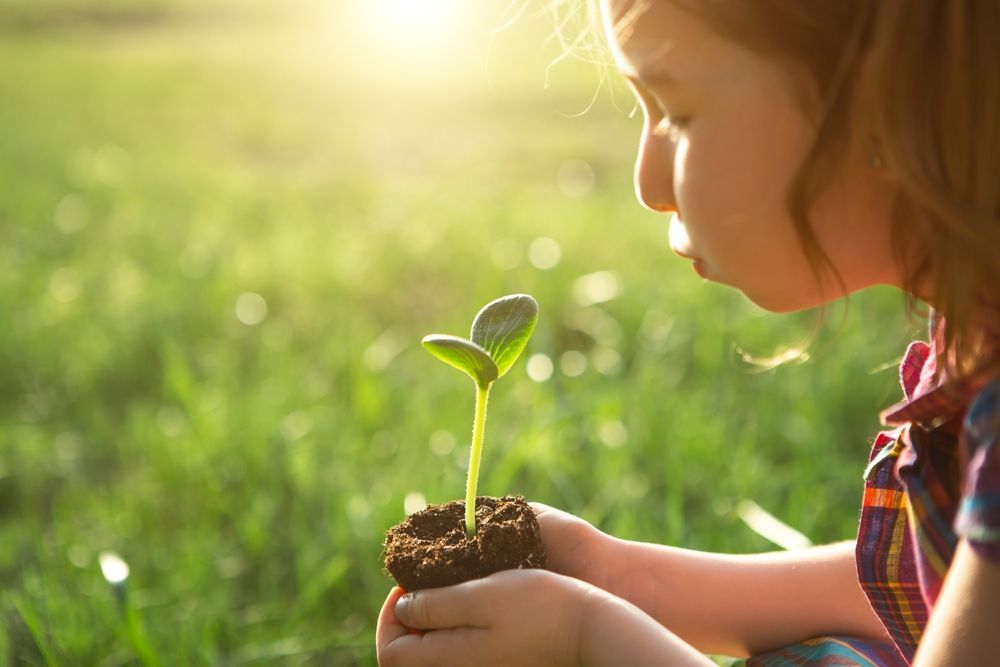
top-left (678, 106), bottom-right (814, 247)
top-left (674, 132), bottom-right (776, 248)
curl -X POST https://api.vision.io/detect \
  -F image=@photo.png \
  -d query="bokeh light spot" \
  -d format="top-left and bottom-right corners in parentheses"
top-left (592, 347), bottom-right (622, 376)
top-left (235, 292), bottom-right (268, 326)
top-left (404, 491), bottom-right (428, 516)
top-left (526, 353), bottom-right (554, 382)
top-left (67, 544), bottom-right (90, 569)
top-left (54, 194), bottom-right (89, 234)
top-left (279, 410), bottom-right (313, 442)
top-left (572, 270), bottom-right (620, 306)
top-left (99, 551), bottom-right (130, 584)
top-left (528, 237), bottom-right (562, 270)
top-left (93, 144), bottom-right (131, 185)
top-left (559, 350), bottom-right (588, 377)
top-left (556, 158), bottom-right (595, 198)
top-left (599, 419), bottom-right (628, 448)
top-left (50, 267), bottom-right (81, 303)
top-left (429, 430), bottom-right (456, 456)
top-left (347, 495), bottom-right (371, 521)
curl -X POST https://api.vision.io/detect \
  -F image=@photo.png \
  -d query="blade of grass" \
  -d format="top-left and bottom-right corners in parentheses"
top-left (10, 597), bottom-right (60, 667)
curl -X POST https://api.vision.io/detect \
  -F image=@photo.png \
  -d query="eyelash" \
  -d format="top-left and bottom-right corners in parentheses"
top-left (634, 88), bottom-right (691, 139)
top-left (653, 115), bottom-right (691, 141)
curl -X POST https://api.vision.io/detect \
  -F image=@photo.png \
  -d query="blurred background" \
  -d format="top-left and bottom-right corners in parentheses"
top-left (1, 0), bottom-right (921, 664)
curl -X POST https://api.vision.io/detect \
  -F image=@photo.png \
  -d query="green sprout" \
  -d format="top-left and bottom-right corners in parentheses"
top-left (422, 294), bottom-right (538, 538)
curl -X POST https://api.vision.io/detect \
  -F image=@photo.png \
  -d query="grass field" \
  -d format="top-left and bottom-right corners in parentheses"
top-left (0, 1), bottom-right (923, 664)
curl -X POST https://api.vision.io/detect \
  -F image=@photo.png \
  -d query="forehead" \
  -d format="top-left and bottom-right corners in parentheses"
top-left (601, 0), bottom-right (740, 85)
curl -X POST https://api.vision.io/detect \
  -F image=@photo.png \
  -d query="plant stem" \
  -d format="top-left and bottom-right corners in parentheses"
top-left (465, 382), bottom-right (491, 537)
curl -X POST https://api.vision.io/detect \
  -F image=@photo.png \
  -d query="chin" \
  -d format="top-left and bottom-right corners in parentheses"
top-left (739, 289), bottom-right (821, 314)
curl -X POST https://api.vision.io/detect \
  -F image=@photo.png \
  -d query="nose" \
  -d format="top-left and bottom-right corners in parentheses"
top-left (634, 123), bottom-right (679, 213)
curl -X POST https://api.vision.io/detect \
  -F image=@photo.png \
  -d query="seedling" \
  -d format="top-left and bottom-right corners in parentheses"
top-left (422, 294), bottom-right (538, 537)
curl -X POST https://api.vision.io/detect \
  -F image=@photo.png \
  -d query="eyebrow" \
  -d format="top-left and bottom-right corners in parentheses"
top-left (613, 42), bottom-right (685, 89)
top-left (637, 70), bottom-right (683, 88)
top-left (619, 63), bottom-right (684, 90)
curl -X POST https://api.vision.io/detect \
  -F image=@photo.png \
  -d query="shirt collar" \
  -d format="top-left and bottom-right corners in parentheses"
top-left (881, 315), bottom-right (1000, 429)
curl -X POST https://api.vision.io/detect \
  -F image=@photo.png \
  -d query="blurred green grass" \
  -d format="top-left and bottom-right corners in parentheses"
top-left (0, 0), bottom-right (922, 664)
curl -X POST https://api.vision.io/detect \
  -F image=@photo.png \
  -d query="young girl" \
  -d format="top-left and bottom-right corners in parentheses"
top-left (376, 1), bottom-right (1000, 664)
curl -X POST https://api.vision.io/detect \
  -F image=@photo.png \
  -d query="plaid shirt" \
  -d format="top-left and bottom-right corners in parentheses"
top-left (749, 323), bottom-right (1000, 667)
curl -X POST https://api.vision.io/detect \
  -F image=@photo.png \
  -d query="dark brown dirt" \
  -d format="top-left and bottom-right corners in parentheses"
top-left (382, 495), bottom-right (547, 591)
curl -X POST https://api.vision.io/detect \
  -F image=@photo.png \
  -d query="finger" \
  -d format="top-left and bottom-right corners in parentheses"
top-left (394, 581), bottom-right (491, 631)
top-left (376, 587), bottom-right (420, 657)
top-left (528, 502), bottom-right (564, 530)
top-left (528, 502), bottom-right (569, 527)
top-left (381, 626), bottom-right (486, 667)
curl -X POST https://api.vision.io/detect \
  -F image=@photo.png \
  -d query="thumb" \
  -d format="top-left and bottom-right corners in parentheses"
top-left (376, 585), bottom-right (424, 661)
top-left (394, 582), bottom-right (490, 630)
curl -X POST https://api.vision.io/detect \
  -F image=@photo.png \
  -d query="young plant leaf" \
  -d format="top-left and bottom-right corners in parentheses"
top-left (470, 294), bottom-right (538, 378)
top-left (421, 334), bottom-right (499, 388)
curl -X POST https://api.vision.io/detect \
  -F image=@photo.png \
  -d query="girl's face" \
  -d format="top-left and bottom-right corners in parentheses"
top-left (602, 0), bottom-right (901, 312)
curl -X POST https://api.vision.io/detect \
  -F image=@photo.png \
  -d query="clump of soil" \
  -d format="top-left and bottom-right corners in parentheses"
top-left (383, 495), bottom-right (546, 591)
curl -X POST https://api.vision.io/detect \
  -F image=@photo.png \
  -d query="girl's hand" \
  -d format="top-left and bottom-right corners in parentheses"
top-left (375, 568), bottom-right (715, 667)
top-left (530, 502), bottom-right (614, 590)
top-left (375, 569), bottom-right (592, 667)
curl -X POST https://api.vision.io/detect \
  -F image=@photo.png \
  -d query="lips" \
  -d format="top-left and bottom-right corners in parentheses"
top-left (666, 214), bottom-right (708, 278)
top-left (667, 213), bottom-right (697, 260)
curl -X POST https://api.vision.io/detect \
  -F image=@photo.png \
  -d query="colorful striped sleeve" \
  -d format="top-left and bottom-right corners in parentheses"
top-left (746, 635), bottom-right (905, 666)
top-left (955, 378), bottom-right (1000, 560)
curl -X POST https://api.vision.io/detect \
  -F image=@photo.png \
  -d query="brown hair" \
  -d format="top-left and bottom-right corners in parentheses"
top-left (568, 0), bottom-right (1000, 375)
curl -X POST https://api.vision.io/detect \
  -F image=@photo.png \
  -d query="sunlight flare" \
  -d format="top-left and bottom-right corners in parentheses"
top-left (354, 0), bottom-right (468, 60)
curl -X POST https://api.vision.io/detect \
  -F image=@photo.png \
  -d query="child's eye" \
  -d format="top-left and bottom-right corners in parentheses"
top-left (629, 81), bottom-right (691, 141)
top-left (653, 115), bottom-right (691, 141)
top-left (665, 115), bottom-right (692, 129)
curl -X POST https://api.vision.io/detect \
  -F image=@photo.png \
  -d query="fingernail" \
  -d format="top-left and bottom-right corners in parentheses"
top-left (395, 593), bottom-right (413, 622)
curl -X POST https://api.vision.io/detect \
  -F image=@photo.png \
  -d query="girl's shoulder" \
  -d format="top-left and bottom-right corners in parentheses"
top-left (964, 374), bottom-right (1000, 445)
top-left (956, 374), bottom-right (1000, 551)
